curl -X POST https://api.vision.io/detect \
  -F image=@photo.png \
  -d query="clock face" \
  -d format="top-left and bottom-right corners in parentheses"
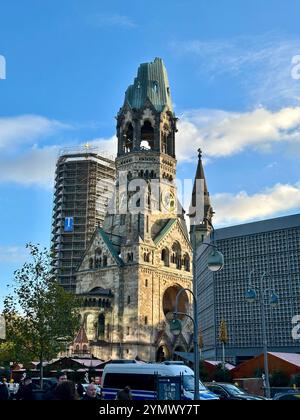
top-left (161, 188), bottom-right (175, 211)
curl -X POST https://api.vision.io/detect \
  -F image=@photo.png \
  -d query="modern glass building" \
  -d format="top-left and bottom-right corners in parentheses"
top-left (196, 214), bottom-right (300, 364)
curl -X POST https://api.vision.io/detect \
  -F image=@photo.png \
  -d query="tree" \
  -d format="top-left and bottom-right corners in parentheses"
top-left (3, 244), bottom-right (80, 388)
top-left (270, 370), bottom-right (290, 387)
top-left (219, 319), bottom-right (228, 370)
top-left (213, 364), bottom-right (232, 383)
top-left (0, 341), bottom-right (16, 366)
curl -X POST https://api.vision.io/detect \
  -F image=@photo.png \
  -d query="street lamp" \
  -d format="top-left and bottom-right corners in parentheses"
top-left (171, 218), bottom-right (224, 400)
top-left (170, 318), bottom-right (182, 337)
top-left (207, 249), bottom-right (224, 272)
top-left (172, 288), bottom-right (200, 400)
top-left (245, 270), bottom-right (280, 399)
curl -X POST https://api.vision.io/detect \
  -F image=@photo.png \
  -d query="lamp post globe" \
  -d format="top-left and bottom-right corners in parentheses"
top-left (270, 292), bottom-right (279, 308)
top-left (245, 288), bottom-right (257, 304)
top-left (170, 318), bottom-right (182, 336)
top-left (207, 250), bottom-right (224, 272)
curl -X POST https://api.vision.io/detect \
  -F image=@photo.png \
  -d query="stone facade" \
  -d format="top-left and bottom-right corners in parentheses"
top-left (76, 58), bottom-right (195, 361)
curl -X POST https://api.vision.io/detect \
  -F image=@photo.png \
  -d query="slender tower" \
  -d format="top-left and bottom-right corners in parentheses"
top-left (189, 148), bottom-right (214, 250)
top-left (76, 59), bottom-right (193, 361)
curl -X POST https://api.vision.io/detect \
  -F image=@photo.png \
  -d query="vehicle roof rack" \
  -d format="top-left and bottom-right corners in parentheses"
top-left (162, 361), bottom-right (184, 365)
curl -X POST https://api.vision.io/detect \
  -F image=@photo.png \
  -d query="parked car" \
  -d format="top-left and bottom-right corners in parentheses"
top-left (273, 391), bottom-right (300, 400)
top-left (31, 377), bottom-right (57, 391)
top-left (206, 383), bottom-right (266, 400)
top-left (102, 361), bottom-right (219, 400)
top-left (30, 377), bottom-right (57, 400)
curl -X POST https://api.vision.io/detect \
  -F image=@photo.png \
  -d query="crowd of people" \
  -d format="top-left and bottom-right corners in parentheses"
top-left (0, 372), bottom-right (131, 401)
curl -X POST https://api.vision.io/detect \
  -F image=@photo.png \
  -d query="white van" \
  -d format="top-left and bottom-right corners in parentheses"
top-left (102, 362), bottom-right (219, 400)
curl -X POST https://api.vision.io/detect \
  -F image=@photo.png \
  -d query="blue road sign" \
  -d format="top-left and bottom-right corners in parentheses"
top-left (64, 217), bottom-right (74, 232)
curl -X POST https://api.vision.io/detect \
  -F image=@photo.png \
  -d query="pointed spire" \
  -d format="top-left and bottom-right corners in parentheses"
top-left (189, 149), bottom-right (214, 249)
top-left (74, 325), bottom-right (89, 344)
top-left (191, 148), bottom-right (210, 209)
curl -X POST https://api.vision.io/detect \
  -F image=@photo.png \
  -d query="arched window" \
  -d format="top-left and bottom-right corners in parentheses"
top-left (75, 345), bottom-right (80, 354)
top-left (162, 134), bottom-right (167, 154)
top-left (103, 255), bottom-right (108, 267)
top-left (95, 248), bottom-right (102, 268)
top-left (144, 252), bottom-right (151, 263)
top-left (86, 314), bottom-right (95, 340)
top-left (145, 279), bottom-right (148, 287)
top-left (98, 314), bottom-right (105, 340)
top-left (95, 248), bottom-right (102, 256)
top-left (161, 248), bottom-right (170, 267)
top-left (183, 254), bottom-right (191, 272)
top-left (95, 257), bottom-right (102, 268)
top-left (89, 258), bottom-right (94, 269)
top-left (82, 345), bottom-right (88, 354)
top-left (141, 120), bottom-right (154, 150)
top-left (172, 242), bottom-right (182, 269)
top-left (167, 131), bottom-right (173, 156)
top-left (123, 123), bottom-right (134, 153)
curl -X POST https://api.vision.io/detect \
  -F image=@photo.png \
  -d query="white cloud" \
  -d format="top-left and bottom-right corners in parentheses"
top-left (176, 107), bottom-right (300, 161)
top-left (0, 115), bottom-right (69, 150)
top-left (88, 135), bottom-right (117, 157)
top-left (0, 115), bottom-right (117, 188)
top-left (0, 115), bottom-right (72, 188)
top-left (171, 35), bottom-right (300, 107)
top-left (0, 245), bottom-right (28, 263)
top-left (212, 181), bottom-right (300, 227)
top-left (89, 14), bottom-right (137, 28)
top-left (0, 145), bottom-right (59, 188)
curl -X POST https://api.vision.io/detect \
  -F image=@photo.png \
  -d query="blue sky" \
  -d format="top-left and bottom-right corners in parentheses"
top-left (1, 0), bottom-right (300, 302)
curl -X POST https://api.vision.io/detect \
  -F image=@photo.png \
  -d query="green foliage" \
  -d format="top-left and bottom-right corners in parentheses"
top-left (212, 364), bottom-right (232, 383)
top-left (219, 319), bottom-right (228, 344)
top-left (270, 370), bottom-right (290, 387)
top-left (0, 341), bottom-right (16, 365)
top-left (3, 243), bottom-right (80, 367)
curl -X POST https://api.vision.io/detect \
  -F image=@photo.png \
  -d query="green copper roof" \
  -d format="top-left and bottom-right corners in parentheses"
top-left (154, 219), bottom-right (177, 245)
top-left (124, 57), bottom-right (173, 113)
top-left (98, 228), bottom-right (124, 267)
top-left (154, 218), bottom-right (192, 247)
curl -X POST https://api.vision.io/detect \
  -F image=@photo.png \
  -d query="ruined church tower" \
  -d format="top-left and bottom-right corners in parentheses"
top-left (76, 58), bottom-right (193, 361)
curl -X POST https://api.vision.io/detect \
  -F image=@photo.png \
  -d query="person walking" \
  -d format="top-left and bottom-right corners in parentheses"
top-left (0, 379), bottom-right (9, 401)
top-left (82, 383), bottom-right (101, 400)
top-left (43, 372), bottom-right (68, 400)
top-left (15, 376), bottom-right (34, 400)
top-left (76, 382), bottom-right (84, 398)
top-left (54, 380), bottom-right (79, 400)
top-left (116, 386), bottom-right (132, 400)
